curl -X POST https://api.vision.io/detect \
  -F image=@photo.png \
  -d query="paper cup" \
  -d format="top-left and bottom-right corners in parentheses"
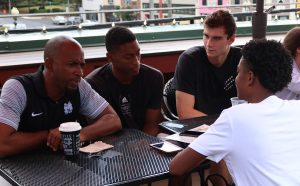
top-left (59, 122), bottom-right (82, 160)
top-left (230, 97), bottom-right (247, 106)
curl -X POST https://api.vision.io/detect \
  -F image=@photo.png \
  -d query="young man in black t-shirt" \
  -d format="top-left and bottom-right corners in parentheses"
top-left (172, 10), bottom-right (242, 186)
top-left (86, 26), bottom-right (164, 136)
top-left (174, 10), bottom-right (242, 119)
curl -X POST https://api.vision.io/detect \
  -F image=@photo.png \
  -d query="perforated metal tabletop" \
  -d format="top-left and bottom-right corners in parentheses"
top-left (0, 129), bottom-right (174, 186)
top-left (159, 115), bottom-right (219, 134)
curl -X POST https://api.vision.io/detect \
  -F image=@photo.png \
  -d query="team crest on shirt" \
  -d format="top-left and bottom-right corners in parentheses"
top-left (64, 101), bottom-right (73, 115)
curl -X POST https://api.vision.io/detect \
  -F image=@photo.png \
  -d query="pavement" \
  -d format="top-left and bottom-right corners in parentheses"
top-left (0, 17), bottom-right (67, 29)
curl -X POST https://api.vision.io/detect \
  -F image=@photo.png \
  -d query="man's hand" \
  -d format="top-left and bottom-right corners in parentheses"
top-left (47, 128), bottom-right (61, 151)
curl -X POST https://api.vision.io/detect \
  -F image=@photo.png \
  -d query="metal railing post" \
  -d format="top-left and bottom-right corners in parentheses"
top-left (252, 0), bottom-right (267, 40)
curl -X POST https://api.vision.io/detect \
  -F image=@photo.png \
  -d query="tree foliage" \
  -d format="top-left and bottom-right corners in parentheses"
top-left (116, 6), bottom-right (139, 21)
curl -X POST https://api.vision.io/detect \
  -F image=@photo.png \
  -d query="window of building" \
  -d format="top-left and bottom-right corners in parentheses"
top-left (235, 0), bottom-right (240, 4)
top-left (172, 4), bottom-right (195, 15)
top-left (218, 0), bottom-right (222, 5)
top-left (108, 0), bottom-right (114, 5)
top-left (203, 0), bottom-right (207, 5)
top-left (207, 1), bottom-right (217, 6)
top-left (143, 3), bottom-right (149, 9)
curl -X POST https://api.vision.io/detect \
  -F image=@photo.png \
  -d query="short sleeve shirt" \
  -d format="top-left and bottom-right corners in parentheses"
top-left (0, 71), bottom-right (108, 130)
top-left (173, 46), bottom-right (241, 114)
top-left (85, 63), bottom-right (164, 129)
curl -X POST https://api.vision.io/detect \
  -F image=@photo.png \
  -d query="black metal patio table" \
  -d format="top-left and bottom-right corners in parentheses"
top-left (159, 114), bottom-right (219, 134)
top-left (0, 129), bottom-right (174, 186)
top-left (159, 115), bottom-right (219, 186)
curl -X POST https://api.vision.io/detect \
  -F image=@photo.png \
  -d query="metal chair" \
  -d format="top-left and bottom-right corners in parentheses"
top-left (161, 78), bottom-right (213, 186)
top-left (162, 77), bottom-right (179, 121)
top-left (205, 174), bottom-right (235, 186)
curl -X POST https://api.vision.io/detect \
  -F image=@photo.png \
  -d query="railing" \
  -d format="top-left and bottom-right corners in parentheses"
top-left (0, 2), bottom-right (297, 85)
top-left (0, 9), bottom-right (299, 34)
top-left (0, 2), bottom-right (299, 18)
top-left (0, 2), bottom-right (299, 33)
top-left (0, 2), bottom-right (299, 53)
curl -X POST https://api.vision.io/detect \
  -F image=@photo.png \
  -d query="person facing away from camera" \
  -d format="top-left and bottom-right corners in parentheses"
top-left (170, 40), bottom-right (300, 186)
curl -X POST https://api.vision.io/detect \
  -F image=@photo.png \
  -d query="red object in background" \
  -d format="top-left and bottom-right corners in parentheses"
top-left (1, 9), bottom-right (7, 14)
top-left (159, 0), bottom-right (163, 19)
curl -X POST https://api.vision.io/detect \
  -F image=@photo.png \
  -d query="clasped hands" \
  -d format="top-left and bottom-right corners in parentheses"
top-left (46, 128), bottom-right (62, 151)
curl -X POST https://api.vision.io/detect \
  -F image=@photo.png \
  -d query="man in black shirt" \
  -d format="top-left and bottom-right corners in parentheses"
top-left (174, 10), bottom-right (242, 119)
top-left (0, 36), bottom-right (122, 157)
top-left (172, 10), bottom-right (242, 186)
top-left (86, 26), bottom-right (164, 136)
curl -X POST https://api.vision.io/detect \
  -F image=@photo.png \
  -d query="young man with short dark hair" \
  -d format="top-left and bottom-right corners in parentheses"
top-left (86, 26), bottom-right (164, 136)
top-left (174, 10), bottom-right (242, 119)
top-left (170, 40), bottom-right (300, 186)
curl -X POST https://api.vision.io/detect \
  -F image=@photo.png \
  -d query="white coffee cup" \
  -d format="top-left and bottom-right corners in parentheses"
top-left (59, 122), bottom-right (82, 160)
top-left (230, 97), bottom-right (248, 106)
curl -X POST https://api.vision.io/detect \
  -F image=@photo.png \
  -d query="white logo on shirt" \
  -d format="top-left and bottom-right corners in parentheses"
top-left (122, 97), bottom-right (128, 103)
top-left (64, 101), bottom-right (73, 115)
top-left (120, 96), bottom-right (132, 116)
top-left (31, 112), bottom-right (43, 117)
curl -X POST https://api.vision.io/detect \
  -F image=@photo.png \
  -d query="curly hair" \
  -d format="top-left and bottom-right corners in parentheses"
top-left (204, 10), bottom-right (236, 38)
top-left (241, 40), bottom-right (292, 93)
top-left (283, 27), bottom-right (300, 58)
top-left (105, 26), bottom-right (136, 52)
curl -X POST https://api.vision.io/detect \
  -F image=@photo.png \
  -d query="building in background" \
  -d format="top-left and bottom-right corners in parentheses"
top-left (81, 0), bottom-right (297, 23)
top-left (267, 0), bottom-right (295, 20)
top-left (197, 0), bottom-right (229, 15)
top-left (140, 0), bottom-right (196, 20)
top-left (82, 0), bottom-right (121, 22)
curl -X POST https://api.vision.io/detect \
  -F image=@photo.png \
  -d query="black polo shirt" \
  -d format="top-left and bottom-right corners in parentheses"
top-left (12, 66), bottom-right (81, 132)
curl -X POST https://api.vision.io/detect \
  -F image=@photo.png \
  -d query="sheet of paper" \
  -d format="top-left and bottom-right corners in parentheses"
top-left (165, 133), bottom-right (196, 144)
top-left (165, 124), bottom-right (210, 144)
top-left (79, 141), bottom-right (113, 153)
top-left (189, 124), bottom-right (210, 132)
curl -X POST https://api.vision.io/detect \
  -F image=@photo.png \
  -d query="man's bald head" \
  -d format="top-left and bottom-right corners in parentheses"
top-left (43, 35), bottom-right (85, 92)
top-left (44, 35), bottom-right (82, 62)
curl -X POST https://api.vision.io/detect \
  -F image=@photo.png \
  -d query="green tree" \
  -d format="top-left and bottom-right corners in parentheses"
top-left (116, 6), bottom-right (139, 21)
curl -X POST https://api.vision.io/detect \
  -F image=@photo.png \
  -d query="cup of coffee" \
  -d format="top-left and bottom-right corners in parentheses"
top-left (230, 97), bottom-right (247, 106)
top-left (59, 122), bottom-right (82, 160)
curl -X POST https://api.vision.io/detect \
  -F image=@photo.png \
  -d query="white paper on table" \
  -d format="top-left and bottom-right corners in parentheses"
top-left (79, 141), bottom-right (113, 153)
top-left (165, 124), bottom-right (210, 144)
top-left (189, 124), bottom-right (210, 132)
